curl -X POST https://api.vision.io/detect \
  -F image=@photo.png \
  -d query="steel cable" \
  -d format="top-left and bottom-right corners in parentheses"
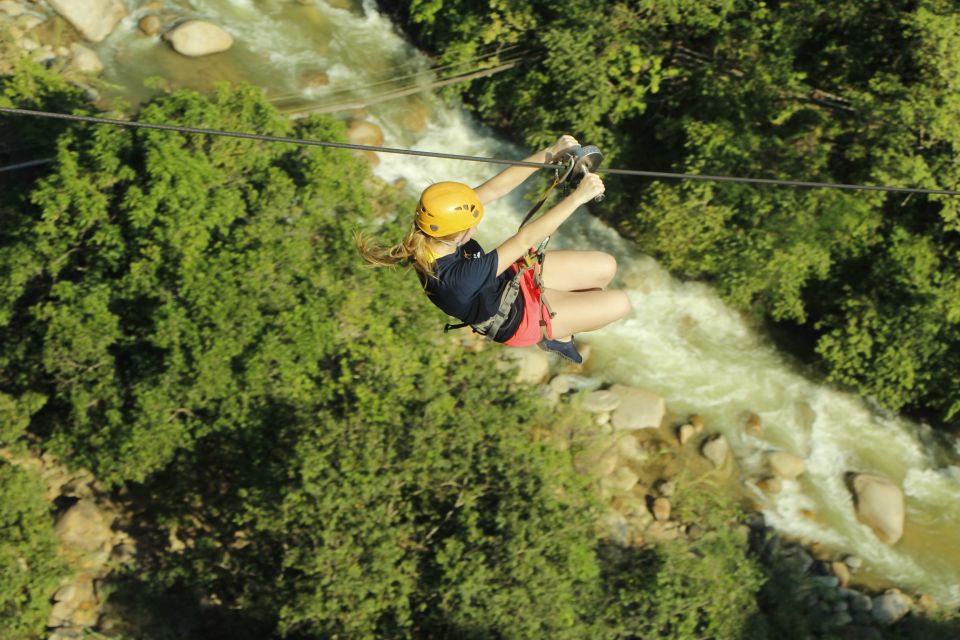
top-left (1, 106), bottom-right (959, 197)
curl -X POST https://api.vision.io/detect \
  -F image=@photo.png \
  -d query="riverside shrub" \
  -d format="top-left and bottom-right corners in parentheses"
top-left (0, 463), bottom-right (67, 639)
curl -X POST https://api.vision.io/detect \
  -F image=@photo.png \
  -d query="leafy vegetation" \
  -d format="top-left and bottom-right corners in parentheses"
top-left (0, 463), bottom-right (67, 639)
top-left (3, 34), bottom-right (959, 636)
top-left (0, 66), bottom-right (780, 637)
top-left (396, 0), bottom-right (960, 430)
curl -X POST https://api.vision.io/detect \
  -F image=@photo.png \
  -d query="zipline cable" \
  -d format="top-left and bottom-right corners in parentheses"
top-left (1, 106), bottom-right (959, 197)
top-left (0, 157), bottom-right (53, 173)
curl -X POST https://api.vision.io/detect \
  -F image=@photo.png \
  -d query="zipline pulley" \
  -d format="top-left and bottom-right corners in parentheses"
top-left (518, 143), bottom-right (605, 229)
top-left (555, 144), bottom-right (604, 198)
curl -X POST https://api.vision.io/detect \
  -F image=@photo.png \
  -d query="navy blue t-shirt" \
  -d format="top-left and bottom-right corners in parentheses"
top-left (418, 239), bottom-right (522, 342)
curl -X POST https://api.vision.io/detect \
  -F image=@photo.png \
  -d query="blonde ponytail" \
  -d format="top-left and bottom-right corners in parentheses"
top-left (355, 225), bottom-right (450, 279)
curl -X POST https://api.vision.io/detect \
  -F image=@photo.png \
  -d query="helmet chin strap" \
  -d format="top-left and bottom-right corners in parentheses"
top-left (432, 230), bottom-right (468, 250)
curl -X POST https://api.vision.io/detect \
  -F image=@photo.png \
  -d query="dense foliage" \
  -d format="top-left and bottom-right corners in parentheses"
top-left (0, 66), bottom-right (782, 637)
top-left (0, 461), bottom-right (67, 639)
top-left (395, 0), bottom-right (960, 430)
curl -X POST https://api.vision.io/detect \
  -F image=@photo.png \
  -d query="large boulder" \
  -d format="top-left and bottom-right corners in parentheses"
top-left (66, 44), bottom-right (104, 74)
top-left (601, 466), bottom-right (639, 496)
top-left (767, 451), bottom-right (806, 480)
top-left (346, 119), bottom-right (385, 147)
top-left (48, 0), bottom-right (126, 42)
top-left (581, 389), bottom-right (621, 413)
top-left (850, 473), bottom-right (904, 545)
top-left (574, 433), bottom-right (620, 478)
top-left (164, 20), bottom-right (234, 57)
top-left (871, 589), bottom-right (912, 625)
top-left (610, 387), bottom-right (664, 431)
top-left (54, 499), bottom-right (112, 554)
top-left (510, 347), bottom-right (550, 384)
top-left (701, 433), bottom-right (730, 467)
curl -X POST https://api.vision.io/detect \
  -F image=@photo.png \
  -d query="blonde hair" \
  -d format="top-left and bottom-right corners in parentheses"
top-left (356, 225), bottom-right (461, 279)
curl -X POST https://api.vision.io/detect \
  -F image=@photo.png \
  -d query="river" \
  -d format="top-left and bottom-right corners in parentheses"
top-left (92, 0), bottom-right (960, 606)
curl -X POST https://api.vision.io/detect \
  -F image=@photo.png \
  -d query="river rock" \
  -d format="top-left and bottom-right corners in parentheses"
top-left (66, 44), bottom-right (104, 74)
top-left (48, 0), bottom-right (127, 43)
top-left (602, 509), bottom-right (630, 546)
top-left (71, 599), bottom-right (100, 626)
top-left (549, 374), bottom-right (573, 394)
top-left (574, 433), bottom-right (619, 478)
top-left (601, 466), bottom-right (639, 496)
top-left (346, 118), bottom-right (384, 147)
top-left (54, 573), bottom-right (95, 608)
top-left (745, 411), bottom-right (763, 434)
top-left (700, 433), bottom-right (729, 467)
top-left (562, 374), bottom-right (602, 392)
top-left (54, 500), bottom-right (112, 554)
top-left (689, 414), bottom-right (705, 433)
top-left (16, 13), bottom-right (44, 32)
top-left (831, 560), bottom-right (851, 587)
top-left (164, 20), bottom-right (234, 57)
top-left (299, 68), bottom-right (330, 89)
top-left (651, 497), bottom-right (671, 521)
top-left (0, 1), bottom-right (26, 16)
top-left (403, 100), bottom-right (432, 134)
top-left (352, 150), bottom-right (380, 167)
top-left (17, 36), bottom-right (38, 51)
top-left (511, 347), bottom-right (549, 384)
top-left (653, 478), bottom-right (675, 497)
top-left (822, 611), bottom-right (853, 632)
top-left (582, 390), bottom-right (620, 413)
top-left (846, 590), bottom-right (873, 612)
top-left (139, 15), bottom-right (162, 37)
top-left (850, 473), bottom-right (904, 545)
top-left (611, 388), bottom-right (664, 431)
top-left (871, 589), bottom-right (912, 625)
top-left (756, 476), bottom-right (782, 494)
top-left (616, 433), bottom-right (647, 462)
top-left (645, 520), bottom-right (681, 542)
top-left (842, 555), bottom-right (863, 573)
top-left (767, 451), bottom-right (806, 480)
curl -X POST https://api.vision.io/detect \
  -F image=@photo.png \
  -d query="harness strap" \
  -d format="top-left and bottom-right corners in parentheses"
top-left (466, 237), bottom-right (551, 340)
top-left (473, 273), bottom-right (522, 338)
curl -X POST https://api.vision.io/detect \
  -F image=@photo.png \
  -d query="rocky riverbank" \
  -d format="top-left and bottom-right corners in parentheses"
top-left (0, 448), bottom-right (135, 640)
top-left (490, 335), bottom-right (952, 638)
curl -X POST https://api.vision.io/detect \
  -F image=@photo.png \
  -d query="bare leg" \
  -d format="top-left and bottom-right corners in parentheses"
top-left (541, 250), bottom-right (617, 292)
top-left (542, 288), bottom-right (632, 340)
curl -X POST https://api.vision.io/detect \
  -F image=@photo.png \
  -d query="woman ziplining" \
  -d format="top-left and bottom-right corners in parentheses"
top-left (356, 135), bottom-right (632, 363)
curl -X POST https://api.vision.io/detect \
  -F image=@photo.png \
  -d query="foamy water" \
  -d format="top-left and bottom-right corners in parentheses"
top-left (95, 0), bottom-right (960, 605)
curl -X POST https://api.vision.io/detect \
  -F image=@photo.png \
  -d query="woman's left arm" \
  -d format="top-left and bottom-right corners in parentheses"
top-left (473, 135), bottom-right (579, 205)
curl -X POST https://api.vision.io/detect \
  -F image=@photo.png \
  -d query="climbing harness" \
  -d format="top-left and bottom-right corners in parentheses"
top-left (443, 144), bottom-right (604, 341)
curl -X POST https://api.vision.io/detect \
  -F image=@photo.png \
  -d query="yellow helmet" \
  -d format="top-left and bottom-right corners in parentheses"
top-left (415, 182), bottom-right (484, 237)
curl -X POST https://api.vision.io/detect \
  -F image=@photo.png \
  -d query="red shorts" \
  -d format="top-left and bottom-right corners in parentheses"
top-left (503, 268), bottom-right (553, 347)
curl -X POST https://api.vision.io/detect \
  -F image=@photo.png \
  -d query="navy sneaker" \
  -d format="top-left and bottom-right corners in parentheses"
top-left (538, 337), bottom-right (583, 364)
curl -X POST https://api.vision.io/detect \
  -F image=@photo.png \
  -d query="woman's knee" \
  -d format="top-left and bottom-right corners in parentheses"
top-left (592, 252), bottom-right (618, 288)
top-left (611, 290), bottom-right (632, 319)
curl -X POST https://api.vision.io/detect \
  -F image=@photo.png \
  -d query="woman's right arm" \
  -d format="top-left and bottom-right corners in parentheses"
top-left (494, 174), bottom-right (605, 276)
